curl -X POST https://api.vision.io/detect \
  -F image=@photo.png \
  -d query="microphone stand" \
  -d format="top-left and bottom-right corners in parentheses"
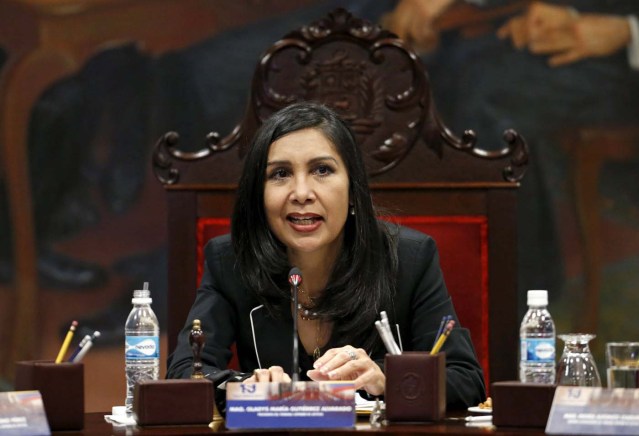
top-left (291, 281), bottom-right (300, 383)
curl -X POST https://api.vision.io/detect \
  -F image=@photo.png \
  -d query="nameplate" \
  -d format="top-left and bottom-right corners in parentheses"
top-left (546, 386), bottom-right (639, 435)
top-left (0, 391), bottom-right (50, 435)
top-left (226, 381), bottom-right (355, 429)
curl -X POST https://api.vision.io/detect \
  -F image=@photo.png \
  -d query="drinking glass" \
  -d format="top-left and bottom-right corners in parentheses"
top-left (606, 342), bottom-right (639, 388)
top-left (556, 333), bottom-right (601, 387)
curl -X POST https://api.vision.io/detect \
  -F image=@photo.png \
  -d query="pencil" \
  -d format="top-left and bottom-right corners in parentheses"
top-left (55, 320), bottom-right (78, 363)
top-left (432, 315), bottom-right (449, 349)
top-left (431, 319), bottom-right (455, 354)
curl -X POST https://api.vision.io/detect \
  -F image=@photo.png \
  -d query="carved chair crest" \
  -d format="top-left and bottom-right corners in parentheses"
top-left (153, 8), bottom-right (528, 185)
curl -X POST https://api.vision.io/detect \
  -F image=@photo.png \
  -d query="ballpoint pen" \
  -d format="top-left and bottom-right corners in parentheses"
top-left (73, 331), bottom-right (101, 362)
top-left (379, 311), bottom-right (401, 354)
top-left (395, 324), bottom-right (403, 352)
top-left (68, 334), bottom-right (91, 362)
top-left (375, 321), bottom-right (401, 355)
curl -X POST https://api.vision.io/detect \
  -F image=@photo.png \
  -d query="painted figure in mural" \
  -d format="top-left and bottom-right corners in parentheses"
top-left (386, 1), bottom-right (639, 323)
top-left (0, 46), bottom-right (152, 289)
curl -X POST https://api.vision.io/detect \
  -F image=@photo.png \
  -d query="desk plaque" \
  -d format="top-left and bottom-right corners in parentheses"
top-left (546, 386), bottom-right (639, 435)
top-left (226, 381), bottom-right (355, 429)
top-left (0, 391), bottom-right (50, 435)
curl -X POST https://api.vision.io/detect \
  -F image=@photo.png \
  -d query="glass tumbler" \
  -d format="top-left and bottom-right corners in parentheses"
top-left (606, 342), bottom-right (639, 388)
top-left (556, 333), bottom-right (601, 387)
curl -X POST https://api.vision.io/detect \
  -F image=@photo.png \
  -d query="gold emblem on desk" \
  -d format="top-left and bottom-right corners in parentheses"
top-left (189, 319), bottom-right (205, 379)
top-left (189, 319), bottom-right (224, 423)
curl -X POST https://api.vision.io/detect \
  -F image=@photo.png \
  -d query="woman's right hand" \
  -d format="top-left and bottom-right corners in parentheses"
top-left (307, 346), bottom-right (385, 396)
top-left (242, 366), bottom-right (292, 383)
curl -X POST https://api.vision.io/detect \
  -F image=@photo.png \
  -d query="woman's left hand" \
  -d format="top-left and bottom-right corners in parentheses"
top-left (306, 346), bottom-right (385, 396)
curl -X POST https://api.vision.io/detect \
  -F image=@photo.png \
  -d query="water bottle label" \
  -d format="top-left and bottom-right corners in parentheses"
top-left (125, 336), bottom-right (159, 359)
top-left (521, 338), bottom-right (555, 362)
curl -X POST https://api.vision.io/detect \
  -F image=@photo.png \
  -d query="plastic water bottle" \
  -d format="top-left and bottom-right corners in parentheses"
top-left (519, 290), bottom-right (556, 384)
top-left (124, 282), bottom-right (159, 413)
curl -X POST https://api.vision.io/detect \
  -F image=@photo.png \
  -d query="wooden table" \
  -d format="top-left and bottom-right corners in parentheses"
top-left (53, 412), bottom-right (545, 435)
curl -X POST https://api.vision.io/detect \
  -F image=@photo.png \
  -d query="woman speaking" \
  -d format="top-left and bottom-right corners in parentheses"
top-left (166, 102), bottom-right (485, 411)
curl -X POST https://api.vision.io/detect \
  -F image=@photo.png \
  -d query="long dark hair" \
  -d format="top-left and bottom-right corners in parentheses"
top-left (231, 102), bottom-right (398, 350)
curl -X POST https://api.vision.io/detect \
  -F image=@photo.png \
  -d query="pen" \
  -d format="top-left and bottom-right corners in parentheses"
top-left (395, 324), bottom-right (403, 352)
top-left (375, 321), bottom-right (392, 354)
top-left (55, 320), bottom-right (78, 363)
top-left (380, 311), bottom-right (389, 323)
top-left (431, 319), bottom-right (455, 354)
top-left (68, 334), bottom-right (91, 362)
top-left (375, 321), bottom-right (401, 355)
top-left (380, 311), bottom-right (392, 336)
top-left (73, 331), bottom-right (100, 362)
top-left (379, 311), bottom-right (401, 354)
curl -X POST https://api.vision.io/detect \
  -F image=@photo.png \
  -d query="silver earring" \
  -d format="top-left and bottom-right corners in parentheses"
top-left (349, 205), bottom-right (355, 216)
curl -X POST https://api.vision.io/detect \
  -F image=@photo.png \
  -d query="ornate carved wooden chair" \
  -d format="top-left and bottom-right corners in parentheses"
top-left (152, 8), bottom-right (528, 385)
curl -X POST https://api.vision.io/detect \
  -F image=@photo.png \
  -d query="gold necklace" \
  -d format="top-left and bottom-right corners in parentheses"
top-left (291, 286), bottom-right (322, 358)
top-left (294, 286), bottom-right (319, 320)
top-left (297, 304), bottom-right (319, 321)
top-left (299, 285), bottom-right (316, 305)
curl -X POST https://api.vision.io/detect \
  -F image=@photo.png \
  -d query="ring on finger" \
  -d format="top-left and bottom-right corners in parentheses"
top-left (346, 349), bottom-right (357, 361)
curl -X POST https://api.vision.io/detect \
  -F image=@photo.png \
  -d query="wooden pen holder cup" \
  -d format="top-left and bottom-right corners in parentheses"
top-left (14, 360), bottom-right (84, 431)
top-left (385, 352), bottom-right (446, 422)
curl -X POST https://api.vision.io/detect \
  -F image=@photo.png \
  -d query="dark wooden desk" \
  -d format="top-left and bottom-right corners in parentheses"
top-left (54, 413), bottom-right (545, 435)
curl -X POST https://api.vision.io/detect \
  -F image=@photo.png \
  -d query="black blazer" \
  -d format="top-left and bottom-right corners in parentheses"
top-left (167, 225), bottom-right (486, 410)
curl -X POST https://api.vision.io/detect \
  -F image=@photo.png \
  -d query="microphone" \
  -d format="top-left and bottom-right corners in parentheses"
top-left (288, 267), bottom-right (302, 382)
top-left (289, 268), bottom-right (302, 287)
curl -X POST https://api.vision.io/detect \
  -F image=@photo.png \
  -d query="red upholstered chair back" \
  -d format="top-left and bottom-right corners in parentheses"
top-left (153, 8), bottom-right (528, 385)
top-left (196, 216), bottom-right (488, 376)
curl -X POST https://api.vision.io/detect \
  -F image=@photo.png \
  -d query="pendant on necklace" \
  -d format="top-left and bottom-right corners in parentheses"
top-left (313, 346), bottom-right (321, 361)
top-left (297, 304), bottom-right (319, 321)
